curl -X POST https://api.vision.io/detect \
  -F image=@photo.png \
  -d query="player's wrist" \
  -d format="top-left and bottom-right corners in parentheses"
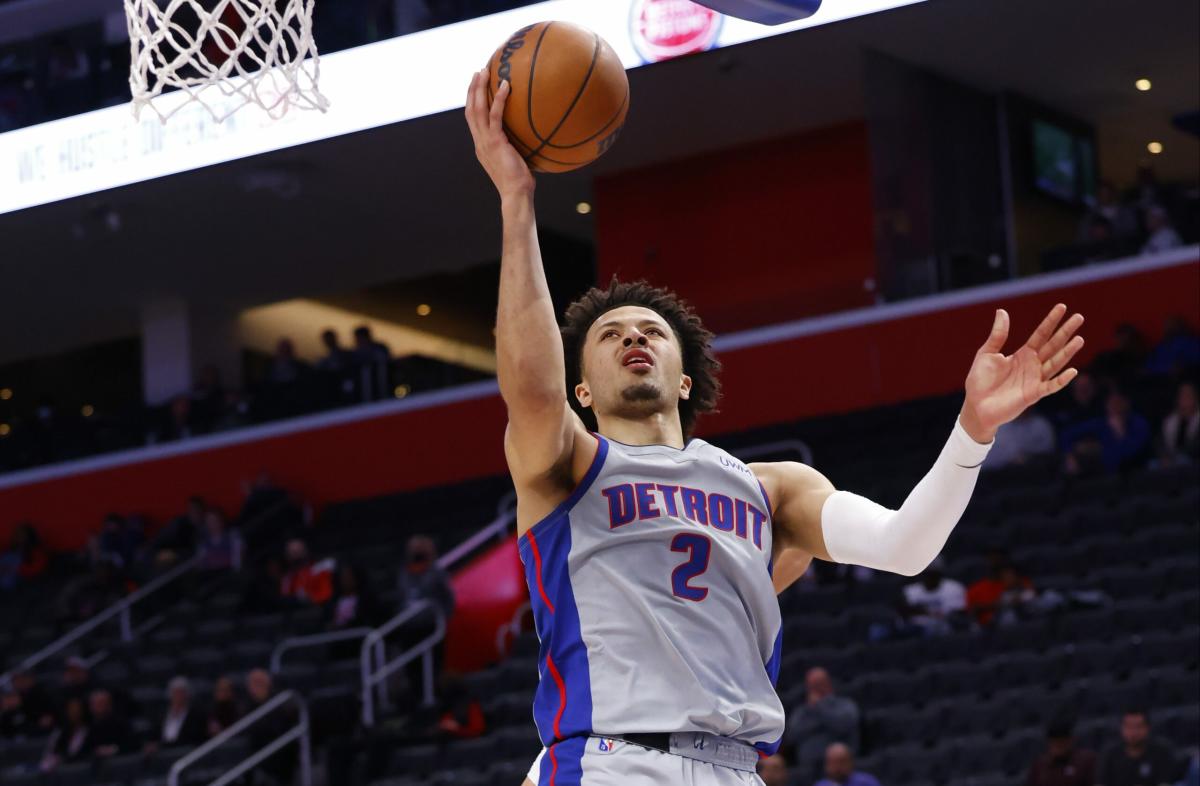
top-left (500, 187), bottom-right (536, 215)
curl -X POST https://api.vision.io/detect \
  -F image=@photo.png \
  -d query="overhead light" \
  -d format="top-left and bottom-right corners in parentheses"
top-left (0, 423), bottom-right (10, 437)
top-left (394, 384), bottom-right (411, 399)
top-left (0, 388), bottom-right (11, 400)
top-left (1135, 78), bottom-right (1152, 91)
top-left (576, 202), bottom-right (592, 215)
top-left (81, 404), bottom-right (95, 417)
top-left (416, 304), bottom-right (432, 316)
top-left (1148, 141), bottom-right (1164, 154)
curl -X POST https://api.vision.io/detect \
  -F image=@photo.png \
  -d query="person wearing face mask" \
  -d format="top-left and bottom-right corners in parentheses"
top-left (1026, 716), bottom-right (1097, 786)
top-left (395, 535), bottom-right (455, 702)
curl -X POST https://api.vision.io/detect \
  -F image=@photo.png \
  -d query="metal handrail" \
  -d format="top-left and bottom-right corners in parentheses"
top-left (437, 490), bottom-right (516, 569)
top-left (360, 600), bottom-right (445, 726)
top-left (0, 554), bottom-right (199, 687)
top-left (167, 689), bottom-right (311, 786)
top-left (269, 627), bottom-right (374, 674)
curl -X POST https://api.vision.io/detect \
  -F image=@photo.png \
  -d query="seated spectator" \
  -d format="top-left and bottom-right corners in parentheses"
top-left (207, 676), bottom-right (243, 738)
top-left (146, 677), bottom-right (207, 752)
top-left (197, 509), bottom-right (243, 573)
top-left (757, 752), bottom-right (789, 786)
top-left (1145, 316), bottom-right (1200, 377)
top-left (901, 558), bottom-right (968, 636)
top-left (789, 668), bottom-right (861, 781)
top-left (1093, 324), bottom-right (1149, 387)
top-left (815, 742), bottom-right (881, 786)
top-left (1063, 389), bottom-right (1152, 474)
top-left (59, 656), bottom-right (95, 706)
top-left (40, 697), bottom-right (91, 772)
top-left (151, 394), bottom-right (198, 443)
top-left (1026, 715), bottom-right (1097, 786)
top-left (0, 522), bottom-right (50, 591)
top-left (245, 669), bottom-right (298, 785)
top-left (1097, 708), bottom-right (1183, 786)
top-left (97, 512), bottom-right (144, 572)
top-left (397, 535), bottom-right (455, 698)
top-left (328, 561), bottom-right (385, 630)
top-left (280, 539), bottom-right (334, 605)
top-left (147, 496), bottom-right (206, 569)
top-left (1053, 371), bottom-right (1102, 433)
top-left (89, 688), bottom-right (135, 758)
top-left (0, 669), bottom-right (57, 737)
top-left (1142, 205), bottom-right (1183, 254)
top-left (983, 408), bottom-right (1057, 471)
top-left (967, 552), bottom-right (1036, 627)
top-left (1081, 182), bottom-right (1139, 240)
top-left (1158, 381), bottom-right (1200, 465)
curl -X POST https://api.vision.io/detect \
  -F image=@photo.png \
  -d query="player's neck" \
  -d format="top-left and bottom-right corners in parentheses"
top-left (596, 411), bottom-right (686, 449)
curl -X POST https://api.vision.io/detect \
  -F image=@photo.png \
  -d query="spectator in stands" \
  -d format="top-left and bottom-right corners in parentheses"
top-left (317, 329), bottom-right (353, 373)
top-left (1146, 316), bottom-right (1200, 378)
top-left (757, 752), bottom-right (789, 786)
top-left (900, 558), bottom-right (967, 636)
top-left (0, 522), bottom-right (50, 591)
top-left (328, 561), bottom-right (385, 630)
top-left (789, 668), bottom-right (861, 780)
top-left (0, 670), bottom-right (56, 737)
top-left (1063, 388), bottom-right (1152, 473)
top-left (280, 538), bottom-right (334, 604)
top-left (57, 558), bottom-right (128, 621)
top-left (1097, 708), bottom-right (1183, 786)
top-left (197, 509), bottom-right (243, 573)
top-left (191, 364), bottom-right (227, 432)
top-left (815, 742), bottom-right (881, 786)
top-left (352, 325), bottom-right (392, 401)
top-left (1081, 182), bottom-right (1138, 240)
top-left (967, 551), bottom-right (1036, 627)
top-left (1092, 324), bottom-right (1148, 386)
top-left (207, 676), bottom-right (243, 738)
top-left (147, 496), bottom-right (205, 569)
top-left (396, 534), bottom-right (455, 697)
top-left (1158, 381), bottom-right (1200, 465)
top-left (432, 674), bottom-right (486, 740)
top-left (1054, 371), bottom-right (1103, 433)
top-left (1142, 205), bottom-right (1183, 254)
top-left (245, 669), bottom-right (298, 785)
top-left (153, 394), bottom-right (198, 443)
top-left (58, 656), bottom-right (95, 706)
top-left (97, 512), bottom-right (144, 572)
top-left (238, 471), bottom-right (300, 553)
top-left (145, 676), bottom-right (206, 752)
top-left (88, 688), bottom-right (135, 758)
top-left (1025, 715), bottom-right (1097, 786)
top-left (269, 338), bottom-right (306, 386)
top-left (40, 697), bottom-right (90, 771)
top-left (983, 407), bottom-right (1057, 471)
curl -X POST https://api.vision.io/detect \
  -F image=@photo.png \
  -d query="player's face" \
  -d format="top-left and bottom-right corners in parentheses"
top-left (576, 306), bottom-right (691, 425)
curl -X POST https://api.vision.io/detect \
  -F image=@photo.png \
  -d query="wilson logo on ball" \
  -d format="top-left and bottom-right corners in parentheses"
top-left (630, 0), bottom-right (724, 64)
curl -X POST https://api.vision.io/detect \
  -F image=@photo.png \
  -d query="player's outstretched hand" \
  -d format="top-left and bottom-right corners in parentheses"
top-left (960, 304), bottom-right (1085, 443)
top-left (465, 67), bottom-right (535, 200)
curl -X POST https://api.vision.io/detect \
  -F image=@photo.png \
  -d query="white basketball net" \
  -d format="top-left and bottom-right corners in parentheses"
top-left (125, 0), bottom-right (329, 123)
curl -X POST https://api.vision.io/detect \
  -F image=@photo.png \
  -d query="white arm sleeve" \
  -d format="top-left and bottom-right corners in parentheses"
top-left (820, 417), bottom-right (993, 576)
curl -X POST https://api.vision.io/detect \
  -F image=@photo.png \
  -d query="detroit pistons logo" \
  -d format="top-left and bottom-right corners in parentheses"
top-left (629, 0), bottom-right (724, 64)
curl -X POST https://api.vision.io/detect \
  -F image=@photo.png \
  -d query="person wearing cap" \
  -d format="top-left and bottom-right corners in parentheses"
top-left (1026, 715), bottom-right (1097, 786)
top-left (145, 676), bottom-right (207, 753)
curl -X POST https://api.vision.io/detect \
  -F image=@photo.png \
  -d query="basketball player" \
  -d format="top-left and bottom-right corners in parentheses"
top-left (465, 69), bottom-right (1085, 786)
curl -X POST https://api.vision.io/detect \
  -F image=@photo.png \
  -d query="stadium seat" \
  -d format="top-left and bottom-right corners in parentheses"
top-left (443, 735), bottom-right (502, 767)
top-left (389, 743), bottom-right (439, 777)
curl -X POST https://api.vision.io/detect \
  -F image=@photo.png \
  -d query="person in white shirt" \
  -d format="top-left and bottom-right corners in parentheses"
top-left (901, 558), bottom-right (967, 635)
top-left (984, 408), bottom-right (1057, 470)
top-left (1142, 205), bottom-right (1183, 254)
top-left (145, 676), bottom-right (206, 752)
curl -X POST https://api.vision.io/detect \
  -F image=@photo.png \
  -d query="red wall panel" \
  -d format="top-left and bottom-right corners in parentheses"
top-left (594, 121), bottom-right (878, 333)
top-left (1, 258), bottom-right (1195, 549)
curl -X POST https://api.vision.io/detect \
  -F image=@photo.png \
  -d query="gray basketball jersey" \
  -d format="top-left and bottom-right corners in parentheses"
top-left (518, 434), bottom-right (785, 764)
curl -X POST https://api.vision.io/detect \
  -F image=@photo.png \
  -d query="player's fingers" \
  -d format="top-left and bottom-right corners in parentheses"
top-left (979, 309), bottom-right (1010, 355)
top-left (1041, 335), bottom-right (1084, 379)
top-left (489, 78), bottom-right (509, 133)
top-left (1039, 367), bottom-right (1078, 399)
top-left (1024, 303), bottom-right (1067, 352)
top-left (1036, 312), bottom-right (1084, 362)
top-left (465, 70), bottom-right (481, 138)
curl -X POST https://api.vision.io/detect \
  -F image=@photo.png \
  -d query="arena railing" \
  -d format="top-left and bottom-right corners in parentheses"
top-left (0, 554), bottom-right (199, 688)
top-left (167, 688), bottom-right (312, 786)
top-left (360, 601), bottom-right (446, 726)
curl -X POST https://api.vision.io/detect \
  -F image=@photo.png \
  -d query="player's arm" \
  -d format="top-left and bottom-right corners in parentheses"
top-left (754, 304), bottom-right (1084, 587)
top-left (464, 69), bottom-right (586, 492)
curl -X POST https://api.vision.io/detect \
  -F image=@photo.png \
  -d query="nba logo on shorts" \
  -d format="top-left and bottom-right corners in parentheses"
top-left (629, 0), bottom-right (725, 64)
top-left (597, 738), bottom-right (618, 753)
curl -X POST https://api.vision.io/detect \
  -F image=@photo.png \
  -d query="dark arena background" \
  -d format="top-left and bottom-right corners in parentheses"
top-left (0, 1), bottom-right (1198, 785)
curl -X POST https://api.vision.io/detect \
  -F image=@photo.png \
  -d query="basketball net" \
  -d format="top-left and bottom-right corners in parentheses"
top-left (125, 0), bottom-right (329, 123)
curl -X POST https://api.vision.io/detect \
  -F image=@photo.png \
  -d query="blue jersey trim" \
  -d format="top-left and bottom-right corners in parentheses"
top-left (519, 434), bottom-right (608, 562)
top-left (540, 735), bottom-right (587, 786)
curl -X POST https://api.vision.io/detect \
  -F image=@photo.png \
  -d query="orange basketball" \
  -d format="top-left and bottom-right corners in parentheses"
top-left (487, 22), bottom-right (630, 173)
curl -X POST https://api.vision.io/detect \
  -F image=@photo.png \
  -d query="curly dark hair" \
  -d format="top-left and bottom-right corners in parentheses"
top-left (560, 278), bottom-right (721, 439)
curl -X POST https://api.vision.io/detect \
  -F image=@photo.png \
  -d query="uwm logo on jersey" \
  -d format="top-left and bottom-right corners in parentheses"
top-left (629, 0), bottom-right (724, 64)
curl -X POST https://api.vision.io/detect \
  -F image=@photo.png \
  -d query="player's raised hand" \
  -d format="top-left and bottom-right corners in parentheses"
top-left (960, 304), bottom-right (1085, 443)
top-left (465, 67), bottom-right (534, 199)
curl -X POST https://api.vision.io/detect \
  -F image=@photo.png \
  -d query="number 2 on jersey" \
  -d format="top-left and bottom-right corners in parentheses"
top-left (670, 533), bottom-right (711, 601)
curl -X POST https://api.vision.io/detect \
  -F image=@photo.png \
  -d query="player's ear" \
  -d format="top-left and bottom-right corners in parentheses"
top-left (679, 374), bottom-right (692, 401)
top-left (575, 381), bottom-right (592, 409)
